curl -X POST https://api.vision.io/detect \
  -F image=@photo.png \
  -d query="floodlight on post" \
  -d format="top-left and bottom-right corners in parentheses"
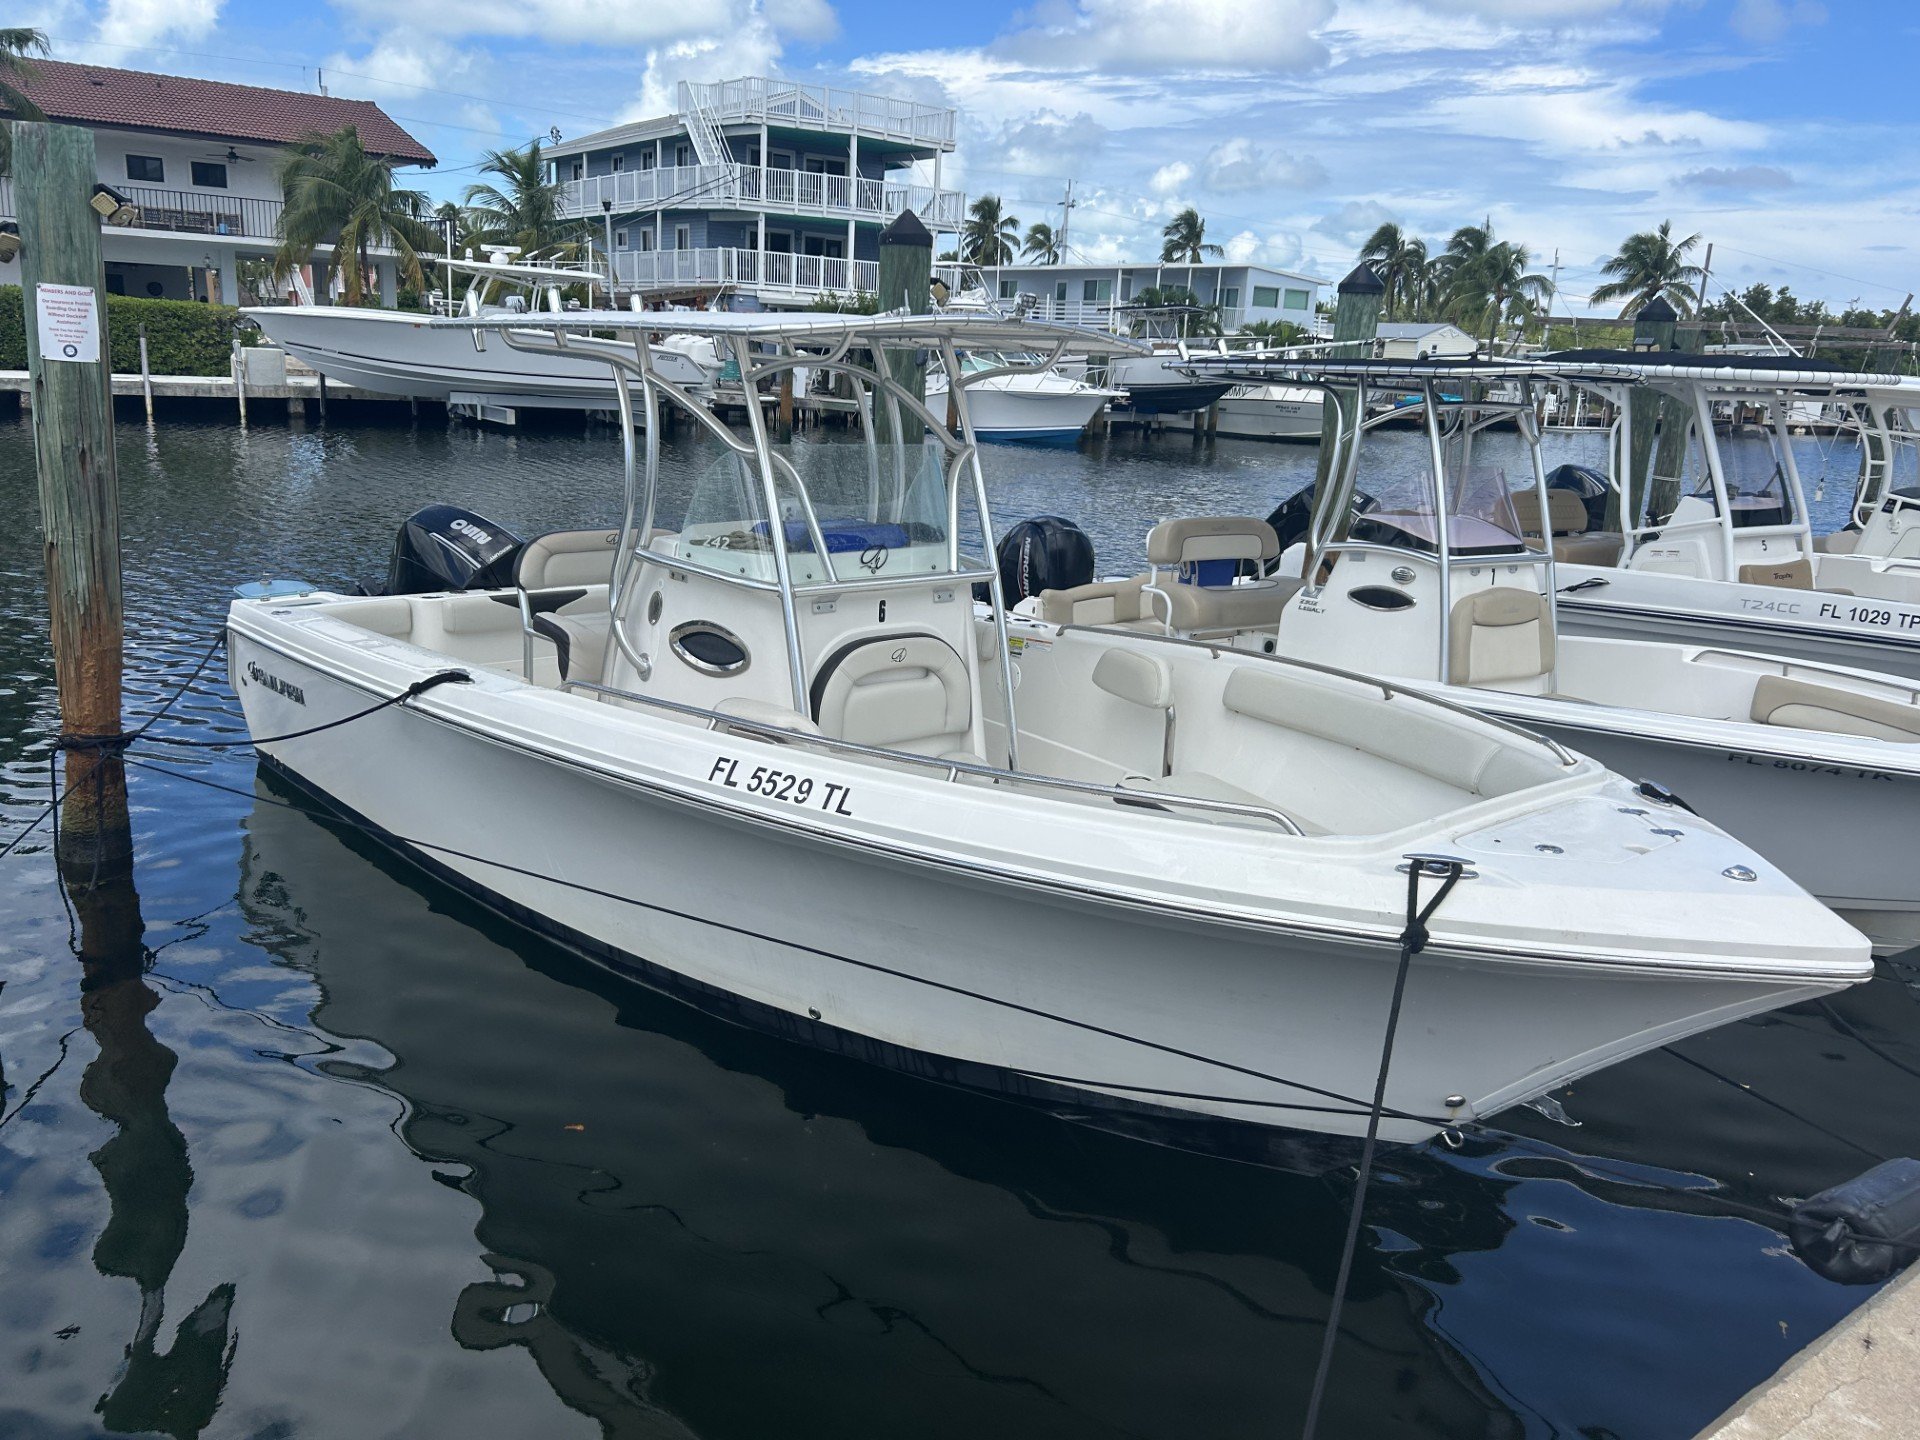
top-left (89, 183), bottom-right (140, 227)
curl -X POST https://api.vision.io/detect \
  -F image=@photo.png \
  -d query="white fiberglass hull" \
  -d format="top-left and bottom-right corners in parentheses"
top-left (1212, 385), bottom-right (1322, 442)
top-left (927, 375), bottom-right (1114, 443)
top-left (1555, 563), bottom-right (1920, 682)
top-left (245, 306), bottom-right (713, 407)
top-left (226, 601), bottom-right (1867, 1154)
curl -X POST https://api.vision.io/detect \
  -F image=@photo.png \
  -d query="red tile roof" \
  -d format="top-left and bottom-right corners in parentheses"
top-left (2, 60), bottom-right (436, 166)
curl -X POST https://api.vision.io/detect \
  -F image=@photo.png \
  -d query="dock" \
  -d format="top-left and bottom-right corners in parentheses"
top-left (0, 368), bottom-right (409, 415)
top-left (1696, 1262), bottom-right (1920, 1438)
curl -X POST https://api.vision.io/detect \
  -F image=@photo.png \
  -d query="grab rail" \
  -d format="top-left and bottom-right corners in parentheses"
top-left (553, 678), bottom-right (1308, 835)
top-left (1054, 625), bottom-right (1580, 767)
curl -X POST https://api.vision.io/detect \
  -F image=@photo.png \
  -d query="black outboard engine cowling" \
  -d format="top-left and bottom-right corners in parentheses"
top-left (373, 505), bottom-right (525, 595)
top-left (1544, 463), bottom-right (1612, 533)
top-left (995, 516), bottom-right (1095, 604)
top-left (1263, 486), bottom-right (1377, 572)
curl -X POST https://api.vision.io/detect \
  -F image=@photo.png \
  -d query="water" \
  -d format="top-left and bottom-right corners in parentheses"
top-left (1, 406), bottom-right (1915, 1439)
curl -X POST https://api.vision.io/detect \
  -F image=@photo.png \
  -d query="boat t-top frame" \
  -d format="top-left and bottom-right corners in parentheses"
top-left (432, 310), bottom-right (1146, 756)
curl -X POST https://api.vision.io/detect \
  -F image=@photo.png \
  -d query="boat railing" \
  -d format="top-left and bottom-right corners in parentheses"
top-left (552, 678), bottom-right (1309, 835)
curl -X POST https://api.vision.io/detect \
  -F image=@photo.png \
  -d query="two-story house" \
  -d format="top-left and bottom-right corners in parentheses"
top-left (0, 60), bottom-right (435, 305)
top-left (959, 259), bottom-right (1326, 335)
top-left (548, 77), bottom-right (964, 309)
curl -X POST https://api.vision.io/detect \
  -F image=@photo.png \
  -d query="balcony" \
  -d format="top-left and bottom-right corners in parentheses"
top-left (612, 247), bottom-right (879, 299)
top-left (558, 164), bottom-right (965, 229)
top-left (0, 178), bottom-right (284, 241)
top-left (681, 77), bottom-right (956, 150)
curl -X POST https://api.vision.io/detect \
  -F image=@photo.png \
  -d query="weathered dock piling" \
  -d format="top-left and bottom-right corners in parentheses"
top-left (1307, 264), bottom-right (1384, 565)
top-left (876, 209), bottom-right (931, 447)
top-left (15, 120), bottom-right (134, 883)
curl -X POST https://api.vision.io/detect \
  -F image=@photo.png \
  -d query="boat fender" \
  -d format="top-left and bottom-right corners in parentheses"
top-left (987, 516), bottom-right (1094, 604)
top-left (1789, 1157), bottom-right (1920, 1285)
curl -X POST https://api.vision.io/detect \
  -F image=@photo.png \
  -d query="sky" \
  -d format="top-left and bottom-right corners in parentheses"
top-left (16, 0), bottom-right (1915, 316)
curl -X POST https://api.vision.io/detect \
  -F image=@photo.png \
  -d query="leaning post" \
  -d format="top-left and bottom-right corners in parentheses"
top-left (15, 120), bottom-right (134, 883)
top-left (876, 210), bottom-right (931, 448)
top-left (1307, 264), bottom-right (1385, 556)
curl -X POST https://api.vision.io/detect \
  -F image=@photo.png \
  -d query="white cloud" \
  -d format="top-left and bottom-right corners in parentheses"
top-left (1681, 164), bottom-right (1794, 190)
top-left (995, 0), bottom-right (1337, 75)
top-left (1201, 138), bottom-right (1325, 192)
top-left (1313, 200), bottom-right (1397, 245)
top-left (323, 34), bottom-right (480, 102)
top-left (1730, 0), bottom-right (1827, 44)
top-left (328, 0), bottom-right (830, 48)
top-left (1149, 160), bottom-right (1192, 195)
top-left (94, 0), bottom-right (220, 49)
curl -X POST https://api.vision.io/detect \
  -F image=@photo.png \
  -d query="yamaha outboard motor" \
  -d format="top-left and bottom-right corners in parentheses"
top-left (994, 516), bottom-right (1095, 604)
top-left (371, 504), bottom-right (525, 595)
top-left (1263, 486), bottom-right (1376, 573)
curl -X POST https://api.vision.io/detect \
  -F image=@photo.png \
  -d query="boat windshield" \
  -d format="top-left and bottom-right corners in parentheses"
top-left (667, 436), bottom-right (960, 586)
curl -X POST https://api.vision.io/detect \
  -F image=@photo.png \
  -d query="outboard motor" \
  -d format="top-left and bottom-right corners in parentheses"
top-left (1263, 486), bottom-right (1376, 573)
top-left (994, 516), bottom-right (1095, 604)
top-left (1544, 463), bottom-right (1611, 533)
top-left (369, 505), bottom-right (525, 596)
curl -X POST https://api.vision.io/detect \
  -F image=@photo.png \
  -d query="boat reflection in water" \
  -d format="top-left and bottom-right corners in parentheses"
top-left (73, 869), bottom-right (238, 1437)
top-left (237, 767), bottom-right (1524, 1439)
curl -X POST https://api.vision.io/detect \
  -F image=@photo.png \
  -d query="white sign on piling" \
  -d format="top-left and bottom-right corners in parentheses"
top-left (35, 282), bottom-right (102, 363)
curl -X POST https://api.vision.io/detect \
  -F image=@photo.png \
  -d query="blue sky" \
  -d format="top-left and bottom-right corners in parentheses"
top-left (22, 0), bottom-right (1914, 315)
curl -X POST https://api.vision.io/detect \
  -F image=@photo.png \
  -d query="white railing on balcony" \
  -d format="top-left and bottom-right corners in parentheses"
top-left (680, 77), bottom-right (956, 149)
top-left (0, 179), bottom-right (286, 239)
top-left (612, 247), bottom-right (879, 297)
top-left (559, 165), bottom-right (964, 228)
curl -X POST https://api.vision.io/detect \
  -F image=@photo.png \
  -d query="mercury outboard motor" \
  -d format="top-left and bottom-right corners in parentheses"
top-left (995, 516), bottom-right (1095, 604)
top-left (369, 504), bottom-right (525, 595)
top-left (1263, 486), bottom-right (1377, 573)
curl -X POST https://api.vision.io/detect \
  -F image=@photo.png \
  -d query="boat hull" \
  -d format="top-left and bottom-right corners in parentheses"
top-left (929, 381), bottom-right (1112, 443)
top-left (245, 307), bottom-right (712, 407)
top-left (1556, 566), bottom-right (1920, 682)
top-left (1212, 386), bottom-right (1322, 441)
top-left (226, 617), bottom-right (1862, 1151)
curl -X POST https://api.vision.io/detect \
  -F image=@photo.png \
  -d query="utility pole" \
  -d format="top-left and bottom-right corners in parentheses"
top-left (15, 121), bottom-right (133, 883)
top-left (1058, 179), bottom-right (1076, 260)
top-left (1694, 242), bottom-right (1714, 319)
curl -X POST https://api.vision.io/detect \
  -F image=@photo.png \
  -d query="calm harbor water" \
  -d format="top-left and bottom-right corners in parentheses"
top-left (1, 404), bottom-right (1915, 1439)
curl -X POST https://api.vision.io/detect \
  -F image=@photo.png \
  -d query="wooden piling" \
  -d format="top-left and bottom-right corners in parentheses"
top-left (231, 336), bottom-right (248, 427)
top-left (14, 121), bottom-right (133, 882)
top-left (317, 372), bottom-right (329, 423)
top-left (777, 369), bottom-right (794, 443)
top-left (876, 210), bottom-right (932, 448)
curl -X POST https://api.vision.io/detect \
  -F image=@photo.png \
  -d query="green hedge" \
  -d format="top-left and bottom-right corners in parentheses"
top-left (0, 285), bottom-right (256, 376)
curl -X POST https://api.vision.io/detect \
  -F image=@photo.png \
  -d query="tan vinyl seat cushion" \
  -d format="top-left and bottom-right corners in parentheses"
top-left (1092, 647), bottom-right (1175, 710)
top-left (812, 634), bottom-right (972, 753)
top-left (1513, 489), bottom-right (1592, 538)
top-left (1037, 576), bottom-right (1154, 627)
top-left (1552, 533), bottom-right (1625, 566)
top-left (1738, 557), bottom-right (1814, 589)
top-left (1152, 576), bottom-right (1304, 634)
top-left (713, 696), bottom-right (825, 738)
top-left (1117, 771), bottom-right (1306, 829)
top-left (1145, 516), bottom-right (1282, 567)
top-left (1447, 587), bottom-right (1555, 686)
top-left (516, 529), bottom-right (621, 590)
top-left (1750, 674), bottom-right (1920, 743)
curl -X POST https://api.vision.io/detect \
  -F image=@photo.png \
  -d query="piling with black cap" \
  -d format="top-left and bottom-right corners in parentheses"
top-left (1309, 264), bottom-right (1386, 557)
top-left (1633, 294), bottom-right (1679, 353)
top-left (1625, 295), bottom-right (1691, 526)
top-left (877, 210), bottom-right (931, 446)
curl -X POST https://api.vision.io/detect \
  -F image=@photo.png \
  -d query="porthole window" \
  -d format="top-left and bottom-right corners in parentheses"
top-left (668, 621), bottom-right (749, 675)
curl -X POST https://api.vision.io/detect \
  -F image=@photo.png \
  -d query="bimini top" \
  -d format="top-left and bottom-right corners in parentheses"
top-left (429, 309), bottom-right (1149, 356)
top-left (1537, 349), bottom-right (1903, 390)
top-left (1177, 354), bottom-right (1632, 386)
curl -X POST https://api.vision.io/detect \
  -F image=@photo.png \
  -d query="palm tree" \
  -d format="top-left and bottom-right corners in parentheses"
top-left (276, 126), bottom-right (437, 306)
top-left (1358, 222), bottom-right (1428, 320)
top-left (963, 195), bottom-right (1019, 268)
top-left (1590, 220), bottom-right (1707, 317)
top-left (461, 141), bottom-right (583, 259)
top-left (1160, 207), bottom-right (1223, 264)
top-left (0, 27), bottom-right (48, 179)
top-left (1021, 220), bottom-right (1061, 264)
top-left (1434, 220), bottom-right (1550, 342)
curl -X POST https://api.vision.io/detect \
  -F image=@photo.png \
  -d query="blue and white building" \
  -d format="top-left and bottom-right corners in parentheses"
top-left (956, 260), bottom-right (1325, 334)
top-left (548, 77), bottom-right (964, 308)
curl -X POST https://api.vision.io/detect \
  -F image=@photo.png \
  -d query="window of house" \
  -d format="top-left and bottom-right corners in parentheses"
top-left (1252, 285), bottom-right (1280, 308)
top-left (1121, 278), bottom-right (1134, 301)
top-left (571, 161), bottom-right (584, 181)
top-left (125, 154), bottom-right (164, 183)
top-left (1284, 288), bottom-right (1310, 310)
top-left (999, 279), bottom-right (1017, 299)
top-left (675, 144), bottom-right (692, 167)
top-left (1082, 279), bottom-right (1103, 303)
top-left (639, 229), bottom-right (654, 251)
top-left (190, 161), bottom-right (228, 188)
top-left (674, 224), bottom-right (691, 250)
top-left (611, 154), bottom-right (626, 172)
top-left (640, 151), bottom-right (655, 170)
top-left (771, 151), bottom-right (793, 170)
top-left (1220, 287), bottom-right (1239, 309)
top-left (1054, 281), bottom-right (1068, 303)
top-left (745, 144), bottom-right (761, 166)
top-left (614, 228), bottom-right (629, 249)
